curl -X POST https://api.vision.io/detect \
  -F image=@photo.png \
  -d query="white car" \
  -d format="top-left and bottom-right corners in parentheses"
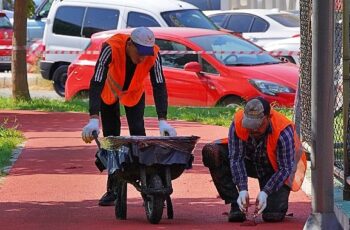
top-left (263, 36), bottom-right (300, 65)
top-left (205, 9), bottom-right (300, 47)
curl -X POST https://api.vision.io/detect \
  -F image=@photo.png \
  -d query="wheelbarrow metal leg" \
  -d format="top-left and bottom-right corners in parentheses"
top-left (115, 180), bottom-right (127, 220)
top-left (166, 195), bottom-right (174, 219)
top-left (164, 166), bottom-right (174, 219)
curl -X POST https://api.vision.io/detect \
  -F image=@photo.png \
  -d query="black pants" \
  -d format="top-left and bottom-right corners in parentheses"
top-left (202, 142), bottom-right (290, 219)
top-left (100, 94), bottom-right (146, 193)
top-left (101, 93), bottom-right (146, 136)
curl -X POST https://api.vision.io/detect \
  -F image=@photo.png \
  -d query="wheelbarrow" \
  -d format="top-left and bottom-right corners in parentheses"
top-left (93, 133), bottom-right (200, 224)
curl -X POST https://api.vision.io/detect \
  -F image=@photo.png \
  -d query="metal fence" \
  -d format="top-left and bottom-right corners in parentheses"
top-left (297, 0), bottom-right (348, 191)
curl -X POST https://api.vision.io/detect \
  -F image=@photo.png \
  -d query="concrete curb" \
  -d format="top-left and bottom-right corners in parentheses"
top-left (0, 73), bottom-right (45, 88)
top-left (0, 142), bottom-right (25, 175)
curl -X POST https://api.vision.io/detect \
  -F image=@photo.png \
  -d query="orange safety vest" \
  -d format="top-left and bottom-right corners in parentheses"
top-left (216, 109), bottom-right (307, 192)
top-left (101, 34), bottom-right (160, 107)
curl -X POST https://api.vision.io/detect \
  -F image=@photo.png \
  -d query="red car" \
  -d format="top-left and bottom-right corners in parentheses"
top-left (0, 12), bottom-right (13, 70)
top-left (66, 27), bottom-right (298, 107)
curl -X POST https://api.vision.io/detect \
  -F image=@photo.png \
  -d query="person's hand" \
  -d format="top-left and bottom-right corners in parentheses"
top-left (158, 120), bottom-right (177, 136)
top-left (237, 190), bottom-right (249, 212)
top-left (256, 191), bottom-right (268, 214)
top-left (82, 118), bottom-right (100, 143)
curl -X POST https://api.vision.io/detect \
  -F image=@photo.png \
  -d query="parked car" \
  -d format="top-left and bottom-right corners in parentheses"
top-left (26, 0), bottom-right (53, 45)
top-left (40, 0), bottom-right (220, 97)
top-left (3, 0), bottom-right (53, 45)
top-left (263, 36), bottom-right (300, 65)
top-left (204, 9), bottom-right (300, 47)
top-left (0, 12), bottom-right (12, 70)
top-left (66, 27), bottom-right (299, 108)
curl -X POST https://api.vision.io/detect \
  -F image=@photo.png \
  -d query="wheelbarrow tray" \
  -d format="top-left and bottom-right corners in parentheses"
top-left (97, 135), bottom-right (200, 179)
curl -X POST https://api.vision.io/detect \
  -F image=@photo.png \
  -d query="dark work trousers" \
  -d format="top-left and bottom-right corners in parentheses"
top-left (202, 142), bottom-right (290, 216)
top-left (101, 93), bottom-right (146, 137)
top-left (100, 93), bottom-right (146, 193)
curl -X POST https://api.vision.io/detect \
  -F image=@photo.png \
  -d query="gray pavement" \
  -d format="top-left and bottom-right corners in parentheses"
top-left (0, 88), bottom-right (62, 99)
top-left (0, 71), bottom-right (62, 99)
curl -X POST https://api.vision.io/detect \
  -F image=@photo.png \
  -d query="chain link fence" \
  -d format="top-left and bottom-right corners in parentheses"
top-left (334, 0), bottom-right (344, 170)
top-left (297, 0), bottom-right (345, 177)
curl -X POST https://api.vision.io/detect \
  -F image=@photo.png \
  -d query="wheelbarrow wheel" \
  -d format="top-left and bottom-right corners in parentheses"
top-left (145, 174), bottom-right (164, 224)
top-left (115, 181), bottom-right (127, 220)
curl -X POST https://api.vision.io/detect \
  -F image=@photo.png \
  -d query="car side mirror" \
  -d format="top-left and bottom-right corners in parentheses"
top-left (184, 62), bottom-right (202, 73)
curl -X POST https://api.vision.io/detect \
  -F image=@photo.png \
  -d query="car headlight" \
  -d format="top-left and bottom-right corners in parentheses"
top-left (249, 79), bottom-right (295, 96)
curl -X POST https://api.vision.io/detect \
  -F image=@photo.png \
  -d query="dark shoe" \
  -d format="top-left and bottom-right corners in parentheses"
top-left (98, 191), bottom-right (117, 206)
top-left (262, 212), bottom-right (285, 222)
top-left (228, 203), bottom-right (246, 222)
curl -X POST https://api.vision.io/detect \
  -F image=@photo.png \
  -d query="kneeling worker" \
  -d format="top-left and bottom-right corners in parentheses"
top-left (202, 97), bottom-right (307, 222)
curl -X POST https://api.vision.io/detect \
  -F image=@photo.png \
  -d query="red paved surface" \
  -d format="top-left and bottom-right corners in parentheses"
top-left (0, 110), bottom-right (311, 230)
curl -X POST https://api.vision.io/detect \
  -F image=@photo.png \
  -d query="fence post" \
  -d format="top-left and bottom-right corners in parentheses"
top-left (303, 0), bottom-right (342, 228)
top-left (343, 0), bottom-right (350, 200)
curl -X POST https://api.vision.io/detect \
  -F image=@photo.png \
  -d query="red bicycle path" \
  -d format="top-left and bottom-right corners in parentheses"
top-left (0, 110), bottom-right (311, 230)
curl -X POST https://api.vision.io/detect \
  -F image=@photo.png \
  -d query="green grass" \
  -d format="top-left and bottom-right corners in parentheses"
top-left (0, 97), bottom-right (293, 127)
top-left (0, 119), bottom-right (24, 174)
top-left (0, 97), bottom-right (89, 112)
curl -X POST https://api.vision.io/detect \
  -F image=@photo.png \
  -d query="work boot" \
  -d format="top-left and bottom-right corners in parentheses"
top-left (99, 174), bottom-right (118, 206)
top-left (262, 212), bottom-right (285, 222)
top-left (228, 203), bottom-right (246, 222)
top-left (98, 191), bottom-right (117, 206)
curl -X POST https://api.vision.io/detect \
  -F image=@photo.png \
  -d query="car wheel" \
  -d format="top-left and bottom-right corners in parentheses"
top-left (219, 96), bottom-right (244, 108)
top-left (53, 65), bottom-right (68, 97)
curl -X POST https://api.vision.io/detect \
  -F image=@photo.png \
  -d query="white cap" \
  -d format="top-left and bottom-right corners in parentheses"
top-left (130, 27), bottom-right (155, 56)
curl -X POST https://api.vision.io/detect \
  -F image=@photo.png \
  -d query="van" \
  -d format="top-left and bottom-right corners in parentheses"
top-left (39, 0), bottom-right (219, 96)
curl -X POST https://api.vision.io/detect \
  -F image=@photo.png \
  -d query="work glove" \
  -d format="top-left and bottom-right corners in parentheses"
top-left (256, 191), bottom-right (268, 214)
top-left (237, 190), bottom-right (249, 212)
top-left (158, 120), bottom-right (177, 136)
top-left (82, 118), bottom-right (100, 143)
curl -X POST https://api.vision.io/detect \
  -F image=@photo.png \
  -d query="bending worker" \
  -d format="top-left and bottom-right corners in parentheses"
top-left (202, 97), bottom-right (307, 222)
top-left (81, 27), bottom-right (176, 206)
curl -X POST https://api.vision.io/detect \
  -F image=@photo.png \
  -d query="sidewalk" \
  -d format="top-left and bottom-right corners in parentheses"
top-left (0, 110), bottom-right (311, 230)
top-left (0, 72), bottom-right (43, 88)
top-left (0, 72), bottom-right (62, 99)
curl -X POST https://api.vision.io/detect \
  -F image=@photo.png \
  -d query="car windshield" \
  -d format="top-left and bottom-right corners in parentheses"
top-left (0, 15), bottom-right (12, 28)
top-left (161, 9), bottom-right (218, 30)
top-left (267, 13), bottom-right (300, 27)
top-left (190, 34), bottom-right (280, 66)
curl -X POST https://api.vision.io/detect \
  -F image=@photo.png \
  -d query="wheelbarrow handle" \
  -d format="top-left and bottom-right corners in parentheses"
top-left (92, 130), bottom-right (101, 149)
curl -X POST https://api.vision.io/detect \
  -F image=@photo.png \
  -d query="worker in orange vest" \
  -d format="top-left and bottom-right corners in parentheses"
top-left (81, 27), bottom-right (176, 206)
top-left (202, 97), bottom-right (306, 222)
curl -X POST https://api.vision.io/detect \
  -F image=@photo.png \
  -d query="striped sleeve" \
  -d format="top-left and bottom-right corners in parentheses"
top-left (89, 43), bottom-right (112, 116)
top-left (150, 52), bottom-right (168, 119)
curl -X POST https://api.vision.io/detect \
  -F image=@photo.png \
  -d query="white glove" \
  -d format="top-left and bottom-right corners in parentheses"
top-left (256, 191), bottom-right (268, 214)
top-left (158, 120), bottom-right (177, 136)
top-left (237, 190), bottom-right (249, 212)
top-left (82, 118), bottom-right (100, 143)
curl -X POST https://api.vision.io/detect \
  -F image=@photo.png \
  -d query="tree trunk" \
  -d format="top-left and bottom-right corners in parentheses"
top-left (12, 0), bottom-right (31, 101)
